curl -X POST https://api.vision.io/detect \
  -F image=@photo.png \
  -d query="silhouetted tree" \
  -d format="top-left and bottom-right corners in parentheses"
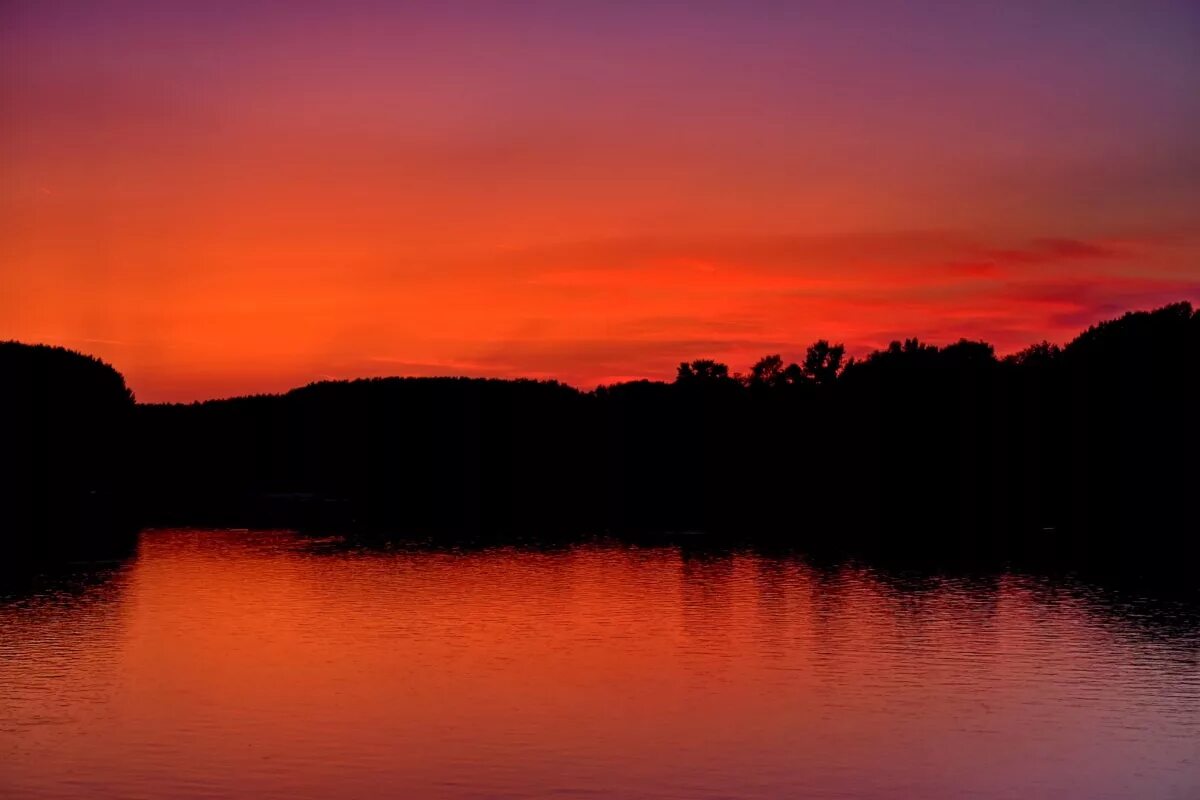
top-left (802, 340), bottom-right (845, 384)
top-left (676, 359), bottom-right (732, 384)
top-left (748, 354), bottom-right (809, 388)
top-left (748, 354), bottom-right (784, 387)
top-left (1005, 341), bottom-right (1061, 368)
top-left (939, 339), bottom-right (996, 369)
top-left (0, 342), bottom-right (136, 559)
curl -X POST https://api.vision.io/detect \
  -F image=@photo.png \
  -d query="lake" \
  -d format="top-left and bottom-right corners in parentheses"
top-left (1, 529), bottom-right (1197, 799)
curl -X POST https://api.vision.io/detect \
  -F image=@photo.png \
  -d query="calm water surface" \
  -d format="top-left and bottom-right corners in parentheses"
top-left (1, 529), bottom-right (1198, 799)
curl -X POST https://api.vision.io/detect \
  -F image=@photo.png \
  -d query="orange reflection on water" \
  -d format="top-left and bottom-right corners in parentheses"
top-left (1, 529), bottom-right (1198, 799)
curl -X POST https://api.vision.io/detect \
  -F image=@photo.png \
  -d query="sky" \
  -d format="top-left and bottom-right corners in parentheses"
top-left (2, 1), bottom-right (1198, 402)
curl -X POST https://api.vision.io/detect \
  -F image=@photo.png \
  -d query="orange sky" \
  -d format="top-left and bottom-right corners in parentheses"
top-left (2, 1), bottom-right (1198, 401)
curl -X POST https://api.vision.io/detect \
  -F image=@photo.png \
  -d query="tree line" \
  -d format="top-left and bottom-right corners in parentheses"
top-left (2, 302), bottom-right (1197, 565)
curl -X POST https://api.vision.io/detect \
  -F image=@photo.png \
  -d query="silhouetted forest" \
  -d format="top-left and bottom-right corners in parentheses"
top-left (3, 302), bottom-right (1197, 566)
top-left (0, 342), bottom-right (137, 559)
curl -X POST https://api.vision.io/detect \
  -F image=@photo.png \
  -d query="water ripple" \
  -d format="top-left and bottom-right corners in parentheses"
top-left (0, 529), bottom-right (1197, 799)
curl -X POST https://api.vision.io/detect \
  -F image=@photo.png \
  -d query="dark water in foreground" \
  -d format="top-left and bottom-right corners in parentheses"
top-left (1, 530), bottom-right (1198, 800)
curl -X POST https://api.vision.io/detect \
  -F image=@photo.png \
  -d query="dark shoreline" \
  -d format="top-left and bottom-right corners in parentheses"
top-left (3, 301), bottom-right (1198, 570)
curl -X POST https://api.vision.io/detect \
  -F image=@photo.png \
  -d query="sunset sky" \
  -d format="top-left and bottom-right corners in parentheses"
top-left (3, 1), bottom-right (1198, 402)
